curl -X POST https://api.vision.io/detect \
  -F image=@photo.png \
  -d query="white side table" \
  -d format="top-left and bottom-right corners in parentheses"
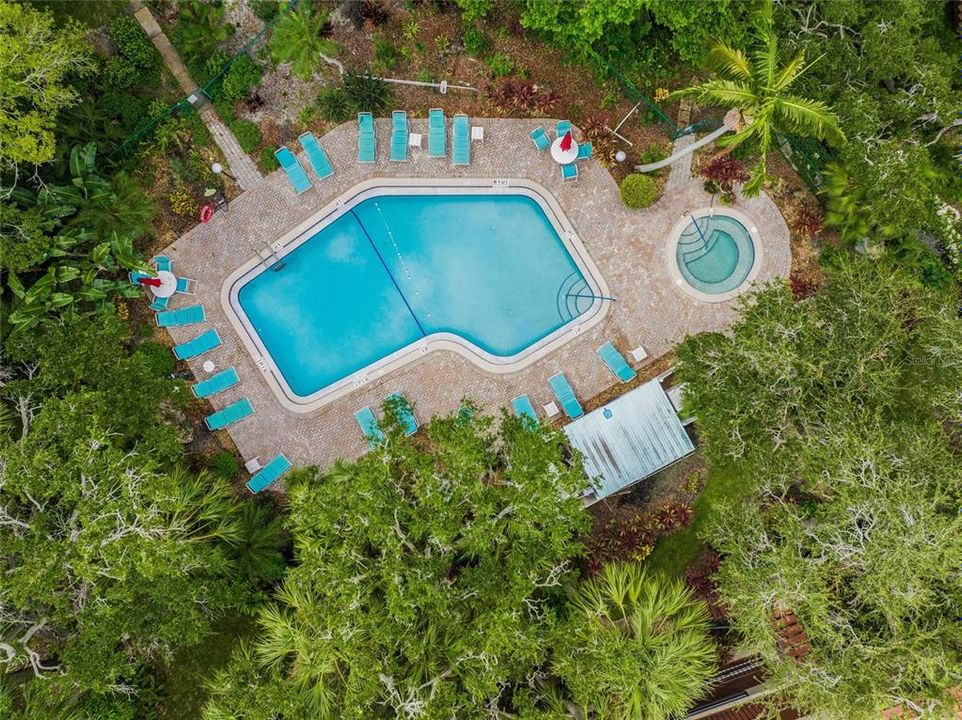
top-left (471, 126), bottom-right (484, 142)
top-left (543, 401), bottom-right (560, 417)
top-left (244, 457), bottom-right (262, 474)
top-left (202, 360), bottom-right (215, 373)
top-left (630, 345), bottom-right (648, 362)
top-left (409, 133), bottom-right (423, 149)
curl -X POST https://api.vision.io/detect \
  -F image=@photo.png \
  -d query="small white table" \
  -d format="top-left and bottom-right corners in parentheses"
top-left (550, 136), bottom-right (578, 165)
top-left (150, 270), bottom-right (177, 298)
top-left (409, 133), bottom-right (422, 149)
top-left (543, 401), bottom-right (560, 417)
top-left (202, 360), bottom-right (215, 373)
top-left (471, 126), bottom-right (484, 142)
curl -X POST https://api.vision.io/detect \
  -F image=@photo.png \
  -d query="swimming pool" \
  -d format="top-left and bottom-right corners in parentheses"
top-left (666, 208), bottom-right (761, 302)
top-left (224, 180), bottom-right (608, 411)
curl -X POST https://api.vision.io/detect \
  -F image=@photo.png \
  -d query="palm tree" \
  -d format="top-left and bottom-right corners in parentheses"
top-left (553, 563), bottom-right (717, 720)
top-left (269, 4), bottom-right (339, 81)
top-left (672, 0), bottom-right (845, 196)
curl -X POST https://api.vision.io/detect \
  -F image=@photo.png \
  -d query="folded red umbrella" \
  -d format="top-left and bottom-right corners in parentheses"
top-left (560, 130), bottom-right (572, 152)
top-left (139, 277), bottom-right (162, 287)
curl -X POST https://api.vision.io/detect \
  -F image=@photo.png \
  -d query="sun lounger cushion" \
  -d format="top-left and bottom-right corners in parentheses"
top-left (511, 395), bottom-right (537, 422)
top-left (354, 406), bottom-right (385, 447)
top-left (173, 329), bottom-right (221, 360)
top-left (299, 132), bottom-right (334, 179)
top-left (387, 392), bottom-right (418, 436)
top-left (428, 109), bottom-right (446, 157)
top-left (156, 305), bottom-right (205, 328)
top-left (598, 342), bottom-right (636, 383)
top-left (274, 146), bottom-right (312, 194)
top-left (192, 367), bottom-right (240, 398)
top-left (549, 373), bottom-right (583, 419)
top-left (246, 453), bottom-right (292, 493)
top-left (205, 397), bottom-right (253, 430)
top-left (452, 114), bottom-right (470, 165)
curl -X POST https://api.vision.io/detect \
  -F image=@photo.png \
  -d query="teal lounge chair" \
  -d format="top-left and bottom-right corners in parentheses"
top-left (153, 255), bottom-right (172, 272)
top-left (390, 111), bottom-right (408, 162)
top-left (149, 295), bottom-right (170, 312)
top-left (274, 146), bottom-right (312, 194)
top-left (556, 120), bottom-right (571, 137)
top-left (173, 329), bottom-right (221, 360)
top-left (246, 454), bottom-right (292, 493)
top-left (205, 397), bottom-right (253, 430)
top-left (299, 131), bottom-right (334, 180)
top-left (129, 270), bottom-right (152, 285)
top-left (428, 108), bottom-right (446, 157)
top-left (548, 373), bottom-right (583, 419)
top-left (561, 163), bottom-right (578, 181)
top-left (576, 141), bottom-right (592, 161)
top-left (530, 126), bottom-right (550, 151)
top-left (357, 112), bottom-right (376, 163)
top-left (192, 367), bottom-right (239, 398)
top-left (511, 395), bottom-right (537, 422)
top-left (354, 406), bottom-right (385, 447)
top-left (156, 304), bottom-right (206, 328)
top-left (598, 342), bottom-right (637, 383)
top-left (175, 277), bottom-right (196, 295)
top-left (386, 392), bottom-right (419, 435)
top-left (452, 114), bottom-right (470, 166)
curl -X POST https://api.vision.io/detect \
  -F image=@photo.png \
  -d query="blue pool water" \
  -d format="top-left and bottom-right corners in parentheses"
top-left (675, 214), bottom-right (755, 294)
top-left (237, 194), bottom-right (593, 397)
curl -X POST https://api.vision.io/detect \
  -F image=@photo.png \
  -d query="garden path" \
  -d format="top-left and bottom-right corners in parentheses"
top-left (130, 1), bottom-right (265, 191)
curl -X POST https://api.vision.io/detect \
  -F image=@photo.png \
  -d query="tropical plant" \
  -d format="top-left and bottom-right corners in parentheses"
top-left (269, 4), bottom-right (338, 81)
top-left (172, 0), bottom-right (234, 72)
top-left (313, 86), bottom-right (354, 123)
top-left (0, 2), bottom-right (94, 179)
top-left (553, 564), bottom-right (716, 720)
top-left (220, 54), bottom-right (262, 103)
top-left (228, 500), bottom-right (289, 587)
top-left (342, 72), bottom-right (393, 115)
top-left (671, 1), bottom-right (845, 196)
top-left (700, 154), bottom-right (749, 193)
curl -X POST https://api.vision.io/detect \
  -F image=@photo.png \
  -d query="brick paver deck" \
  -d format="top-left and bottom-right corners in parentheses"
top-left (159, 118), bottom-right (791, 476)
top-left (131, 2), bottom-right (264, 191)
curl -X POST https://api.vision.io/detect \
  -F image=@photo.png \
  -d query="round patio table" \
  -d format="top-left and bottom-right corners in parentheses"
top-left (550, 136), bottom-right (579, 164)
top-left (150, 270), bottom-right (177, 299)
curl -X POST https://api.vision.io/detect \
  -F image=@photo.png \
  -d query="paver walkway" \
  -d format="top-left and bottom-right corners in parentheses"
top-left (131, 2), bottom-right (264, 191)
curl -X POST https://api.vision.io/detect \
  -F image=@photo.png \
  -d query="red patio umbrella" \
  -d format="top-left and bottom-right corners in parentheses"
top-left (560, 130), bottom-right (573, 152)
top-left (139, 277), bottom-right (162, 288)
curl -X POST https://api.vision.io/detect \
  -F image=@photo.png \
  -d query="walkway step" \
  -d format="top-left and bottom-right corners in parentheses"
top-left (130, 1), bottom-right (264, 192)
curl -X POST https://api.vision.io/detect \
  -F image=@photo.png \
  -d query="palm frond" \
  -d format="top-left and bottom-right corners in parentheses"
top-left (704, 42), bottom-right (752, 80)
top-left (670, 79), bottom-right (757, 110)
top-left (752, 29), bottom-right (779, 91)
top-left (770, 51), bottom-right (806, 94)
top-left (776, 96), bottom-right (846, 146)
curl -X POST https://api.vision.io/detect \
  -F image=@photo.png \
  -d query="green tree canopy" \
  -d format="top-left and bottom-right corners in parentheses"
top-left (677, 259), bottom-right (962, 717)
top-left (553, 564), bottom-right (716, 720)
top-left (205, 404), bottom-right (593, 719)
top-left (0, 2), bottom-right (93, 179)
top-left (269, 4), bottom-right (338, 81)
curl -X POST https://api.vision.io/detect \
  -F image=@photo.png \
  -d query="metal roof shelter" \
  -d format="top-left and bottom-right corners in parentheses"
top-left (564, 379), bottom-right (695, 503)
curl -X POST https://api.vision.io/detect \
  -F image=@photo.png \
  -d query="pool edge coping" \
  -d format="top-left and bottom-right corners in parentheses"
top-left (219, 177), bottom-right (612, 414)
top-left (663, 205), bottom-right (765, 304)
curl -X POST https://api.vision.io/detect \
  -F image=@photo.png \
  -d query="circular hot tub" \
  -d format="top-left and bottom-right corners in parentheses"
top-left (666, 208), bottom-right (762, 302)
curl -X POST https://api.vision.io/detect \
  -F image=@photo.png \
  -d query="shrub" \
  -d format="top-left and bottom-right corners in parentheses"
top-left (257, 146), bottom-right (279, 173)
top-left (221, 54), bottom-right (262, 102)
top-left (343, 72), bottom-right (393, 115)
top-left (207, 450), bottom-right (240, 480)
top-left (314, 85), bottom-right (354, 123)
top-left (700, 154), bottom-right (749, 191)
top-left (229, 119), bottom-right (263, 153)
top-left (620, 174), bottom-right (659, 209)
top-left (485, 52), bottom-right (513, 78)
top-left (462, 27), bottom-right (490, 56)
top-left (249, 0), bottom-right (279, 22)
top-left (638, 143), bottom-right (667, 165)
top-left (133, 342), bottom-right (175, 376)
top-left (169, 184), bottom-right (196, 217)
top-left (372, 35), bottom-right (399, 72)
top-left (98, 92), bottom-right (149, 130)
top-left (110, 16), bottom-right (159, 72)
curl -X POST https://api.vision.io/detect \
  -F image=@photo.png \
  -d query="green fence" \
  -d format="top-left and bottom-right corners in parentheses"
top-left (113, 0), bottom-right (298, 158)
top-left (776, 131), bottom-right (832, 191)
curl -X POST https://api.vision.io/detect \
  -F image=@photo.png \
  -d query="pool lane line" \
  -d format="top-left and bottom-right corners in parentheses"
top-left (349, 209), bottom-right (427, 338)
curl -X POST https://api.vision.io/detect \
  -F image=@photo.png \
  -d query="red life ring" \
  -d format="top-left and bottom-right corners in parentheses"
top-left (199, 204), bottom-right (214, 223)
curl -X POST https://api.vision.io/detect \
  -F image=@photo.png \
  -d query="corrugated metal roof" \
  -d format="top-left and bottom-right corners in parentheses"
top-left (564, 379), bottom-right (694, 501)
